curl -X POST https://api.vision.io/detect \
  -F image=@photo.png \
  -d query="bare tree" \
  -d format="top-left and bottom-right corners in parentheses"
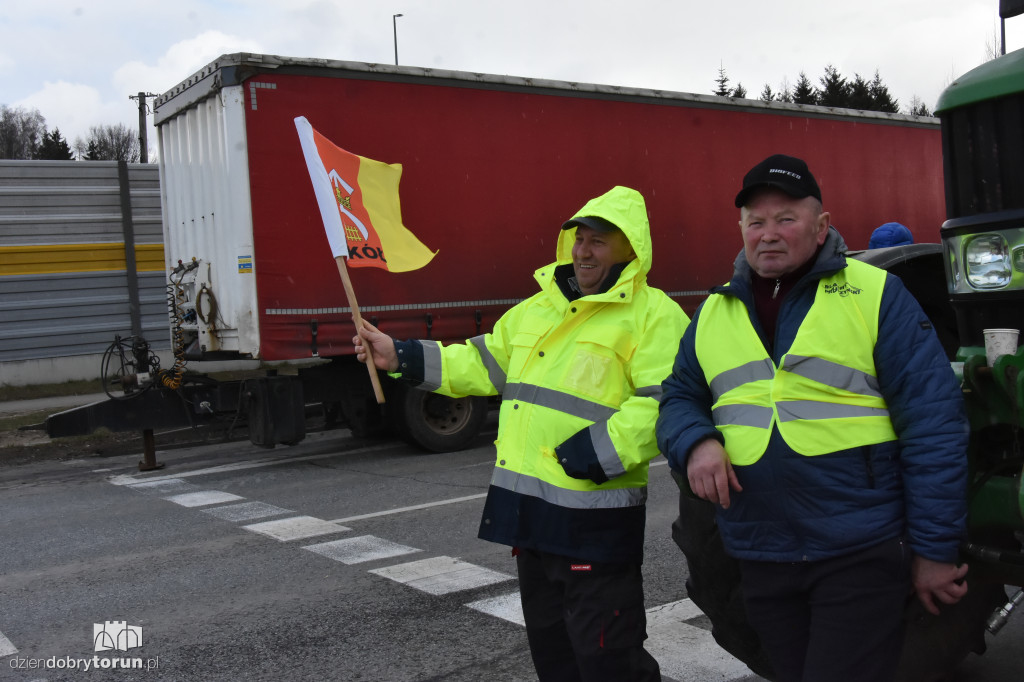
top-left (985, 20), bottom-right (1002, 61)
top-left (908, 96), bottom-right (933, 117)
top-left (0, 105), bottom-right (47, 159)
top-left (80, 123), bottom-right (141, 162)
top-left (776, 77), bottom-right (793, 103)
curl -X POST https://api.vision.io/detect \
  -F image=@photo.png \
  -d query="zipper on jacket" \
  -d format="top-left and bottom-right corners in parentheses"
top-left (772, 279), bottom-right (781, 299)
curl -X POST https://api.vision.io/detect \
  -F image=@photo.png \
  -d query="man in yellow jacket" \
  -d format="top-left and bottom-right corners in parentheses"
top-left (355, 185), bottom-right (688, 681)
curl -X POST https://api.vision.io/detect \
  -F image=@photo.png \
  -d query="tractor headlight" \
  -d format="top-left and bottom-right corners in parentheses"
top-left (942, 221), bottom-right (1024, 294)
top-left (964, 234), bottom-right (1011, 289)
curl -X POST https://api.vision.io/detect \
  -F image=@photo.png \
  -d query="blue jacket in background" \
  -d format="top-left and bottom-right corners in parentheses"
top-left (656, 226), bottom-right (969, 563)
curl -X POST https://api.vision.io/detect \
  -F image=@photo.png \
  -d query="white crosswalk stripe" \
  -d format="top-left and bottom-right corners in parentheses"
top-left (646, 599), bottom-right (760, 681)
top-left (304, 535), bottom-right (421, 565)
top-left (0, 630), bottom-right (17, 657)
top-left (202, 501), bottom-right (293, 522)
top-left (465, 591), bottom-right (525, 626)
top-left (370, 555), bottom-right (514, 595)
top-left (164, 490), bottom-right (245, 507)
top-left (242, 516), bottom-right (350, 541)
top-left (126, 477), bottom-right (199, 495)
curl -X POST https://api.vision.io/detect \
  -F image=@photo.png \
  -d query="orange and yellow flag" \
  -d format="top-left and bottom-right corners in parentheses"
top-left (294, 116), bottom-right (436, 272)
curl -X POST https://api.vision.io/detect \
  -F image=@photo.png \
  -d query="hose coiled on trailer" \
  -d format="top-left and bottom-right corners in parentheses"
top-left (159, 277), bottom-right (188, 390)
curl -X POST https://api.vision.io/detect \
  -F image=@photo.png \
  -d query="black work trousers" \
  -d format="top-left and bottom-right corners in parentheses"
top-left (516, 548), bottom-right (661, 682)
top-left (739, 536), bottom-right (912, 682)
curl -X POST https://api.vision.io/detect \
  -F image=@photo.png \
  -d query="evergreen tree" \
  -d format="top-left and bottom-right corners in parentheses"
top-left (714, 65), bottom-right (731, 96)
top-left (791, 72), bottom-right (818, 105)
top-left (818, 65), bottom-right (850, 107)
top-left (869, 70), bottom-right (899, 113)
top-left (83, 140), bottom-right (103, 161)
top-left (848, 74), bottom-right (874, 111)
top-left (35, 128), bottom-right (75, 160)
top-left (706, 65), bottom-right (901, 111)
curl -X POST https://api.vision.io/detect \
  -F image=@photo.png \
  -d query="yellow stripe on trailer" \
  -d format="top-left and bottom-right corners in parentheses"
top-left (0, 243), bottom-right (166, 276)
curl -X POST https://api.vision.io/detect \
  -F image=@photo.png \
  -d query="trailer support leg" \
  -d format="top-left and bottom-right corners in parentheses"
top-left (138, 428), bottom-right (164, 471)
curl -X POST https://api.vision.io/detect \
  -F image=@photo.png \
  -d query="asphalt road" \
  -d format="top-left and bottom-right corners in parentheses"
top-left (0, 420), bottom-right (1021, 681)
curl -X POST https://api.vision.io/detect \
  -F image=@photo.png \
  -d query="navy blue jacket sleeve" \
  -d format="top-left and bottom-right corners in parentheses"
top-left (656, 301), bottom-right (724, 475)
top-left (874, 274), bottom-right (969, 563)
top-left (393, 339), bottom-right (425, 381)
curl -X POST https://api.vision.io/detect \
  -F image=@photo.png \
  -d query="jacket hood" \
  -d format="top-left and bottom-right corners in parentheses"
top-left (555, 186), bottom-right (653, 277)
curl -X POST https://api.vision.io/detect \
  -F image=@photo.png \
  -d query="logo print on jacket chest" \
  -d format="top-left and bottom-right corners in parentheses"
top-left (823, 282), bottom-right (862, 297)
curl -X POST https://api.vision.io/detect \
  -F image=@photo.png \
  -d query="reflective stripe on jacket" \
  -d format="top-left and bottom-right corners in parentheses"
top-left (410, 186), bottom-right (689, 562)
top-left (696, 259), bottom-right (897, 465)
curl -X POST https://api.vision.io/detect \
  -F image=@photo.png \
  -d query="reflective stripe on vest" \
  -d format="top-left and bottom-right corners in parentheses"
top-left (490, 466), bottom-right (647, 509)
top-left (696, 259), bottom-right (897, 464)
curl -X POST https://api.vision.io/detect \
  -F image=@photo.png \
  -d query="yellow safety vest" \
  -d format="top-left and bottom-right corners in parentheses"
top-left (695, 259), bottom-right (897, 465)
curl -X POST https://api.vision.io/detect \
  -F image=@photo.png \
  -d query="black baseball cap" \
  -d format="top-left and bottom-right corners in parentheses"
top-left (560, 215), bottom-right (619, 232)
top-left (734, 154), bottom-right (822, 208)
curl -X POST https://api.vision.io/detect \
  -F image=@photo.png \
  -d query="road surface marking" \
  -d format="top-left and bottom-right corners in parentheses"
top-left (242, 516), bottom-right (351, 541)
top-left (202, 502), bottom-right (293, 522)
top-left (0, 630), bottom-right (17, 657)
top-left (465, 591), bottom-right (524, 625)
top-left (462, 594), bottom-right (760, 681)
top-left (329, 493), bottom-right (486, 524)
top-left (646, 599), bottom-right (758, 680)
top-left (107, 442), bottom-right (400, 486)
top-left (164, 490), bottom-right (245, 507)
top-left (304, 535), bottom-right (422, 565)
top-left (127, 478), bottom-right (200, 495)
top-left (370, 556), bottom-right (514, 595)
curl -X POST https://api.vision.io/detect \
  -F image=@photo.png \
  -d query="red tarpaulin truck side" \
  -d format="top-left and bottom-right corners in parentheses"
top-left (47, 52), bottom-right (946, 459)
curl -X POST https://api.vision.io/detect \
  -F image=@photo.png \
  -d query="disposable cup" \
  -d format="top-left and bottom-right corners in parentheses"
top-left (983, 328), bottom-right (1019, 366)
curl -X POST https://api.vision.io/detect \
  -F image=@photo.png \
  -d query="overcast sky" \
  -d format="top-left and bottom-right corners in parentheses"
top-left (3, 1), bottom-right (1021, 154)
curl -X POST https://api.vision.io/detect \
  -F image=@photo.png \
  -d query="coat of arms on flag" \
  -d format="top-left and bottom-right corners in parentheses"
top-left (294, 115), bottom-right (436, 272)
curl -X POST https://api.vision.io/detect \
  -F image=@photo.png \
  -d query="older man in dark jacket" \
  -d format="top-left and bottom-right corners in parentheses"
top-left (656, 154), bottom-right (969, 682)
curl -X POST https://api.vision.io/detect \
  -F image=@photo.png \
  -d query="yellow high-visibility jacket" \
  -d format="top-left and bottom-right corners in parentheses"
top-left (405, 186), bottom-right (689, 562)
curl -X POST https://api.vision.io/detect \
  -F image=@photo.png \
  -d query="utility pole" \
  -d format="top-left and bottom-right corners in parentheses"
top-left (393, 13), bottom-right (403, 65)
top-left (129, 92), bottom-right (158, 163)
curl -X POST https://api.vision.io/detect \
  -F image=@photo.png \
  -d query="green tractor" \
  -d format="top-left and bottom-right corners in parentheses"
top-left (673, 43), bottom-right (1024, 681)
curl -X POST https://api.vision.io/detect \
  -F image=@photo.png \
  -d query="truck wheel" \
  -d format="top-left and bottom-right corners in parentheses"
top-left (670, 468), bottom-right (1007, 682)
top-left (389, 383), bottom-right (488, 452)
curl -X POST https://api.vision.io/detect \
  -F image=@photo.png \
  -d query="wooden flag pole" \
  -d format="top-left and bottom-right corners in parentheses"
top-left (335, 255), bottom-right (385, 404)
